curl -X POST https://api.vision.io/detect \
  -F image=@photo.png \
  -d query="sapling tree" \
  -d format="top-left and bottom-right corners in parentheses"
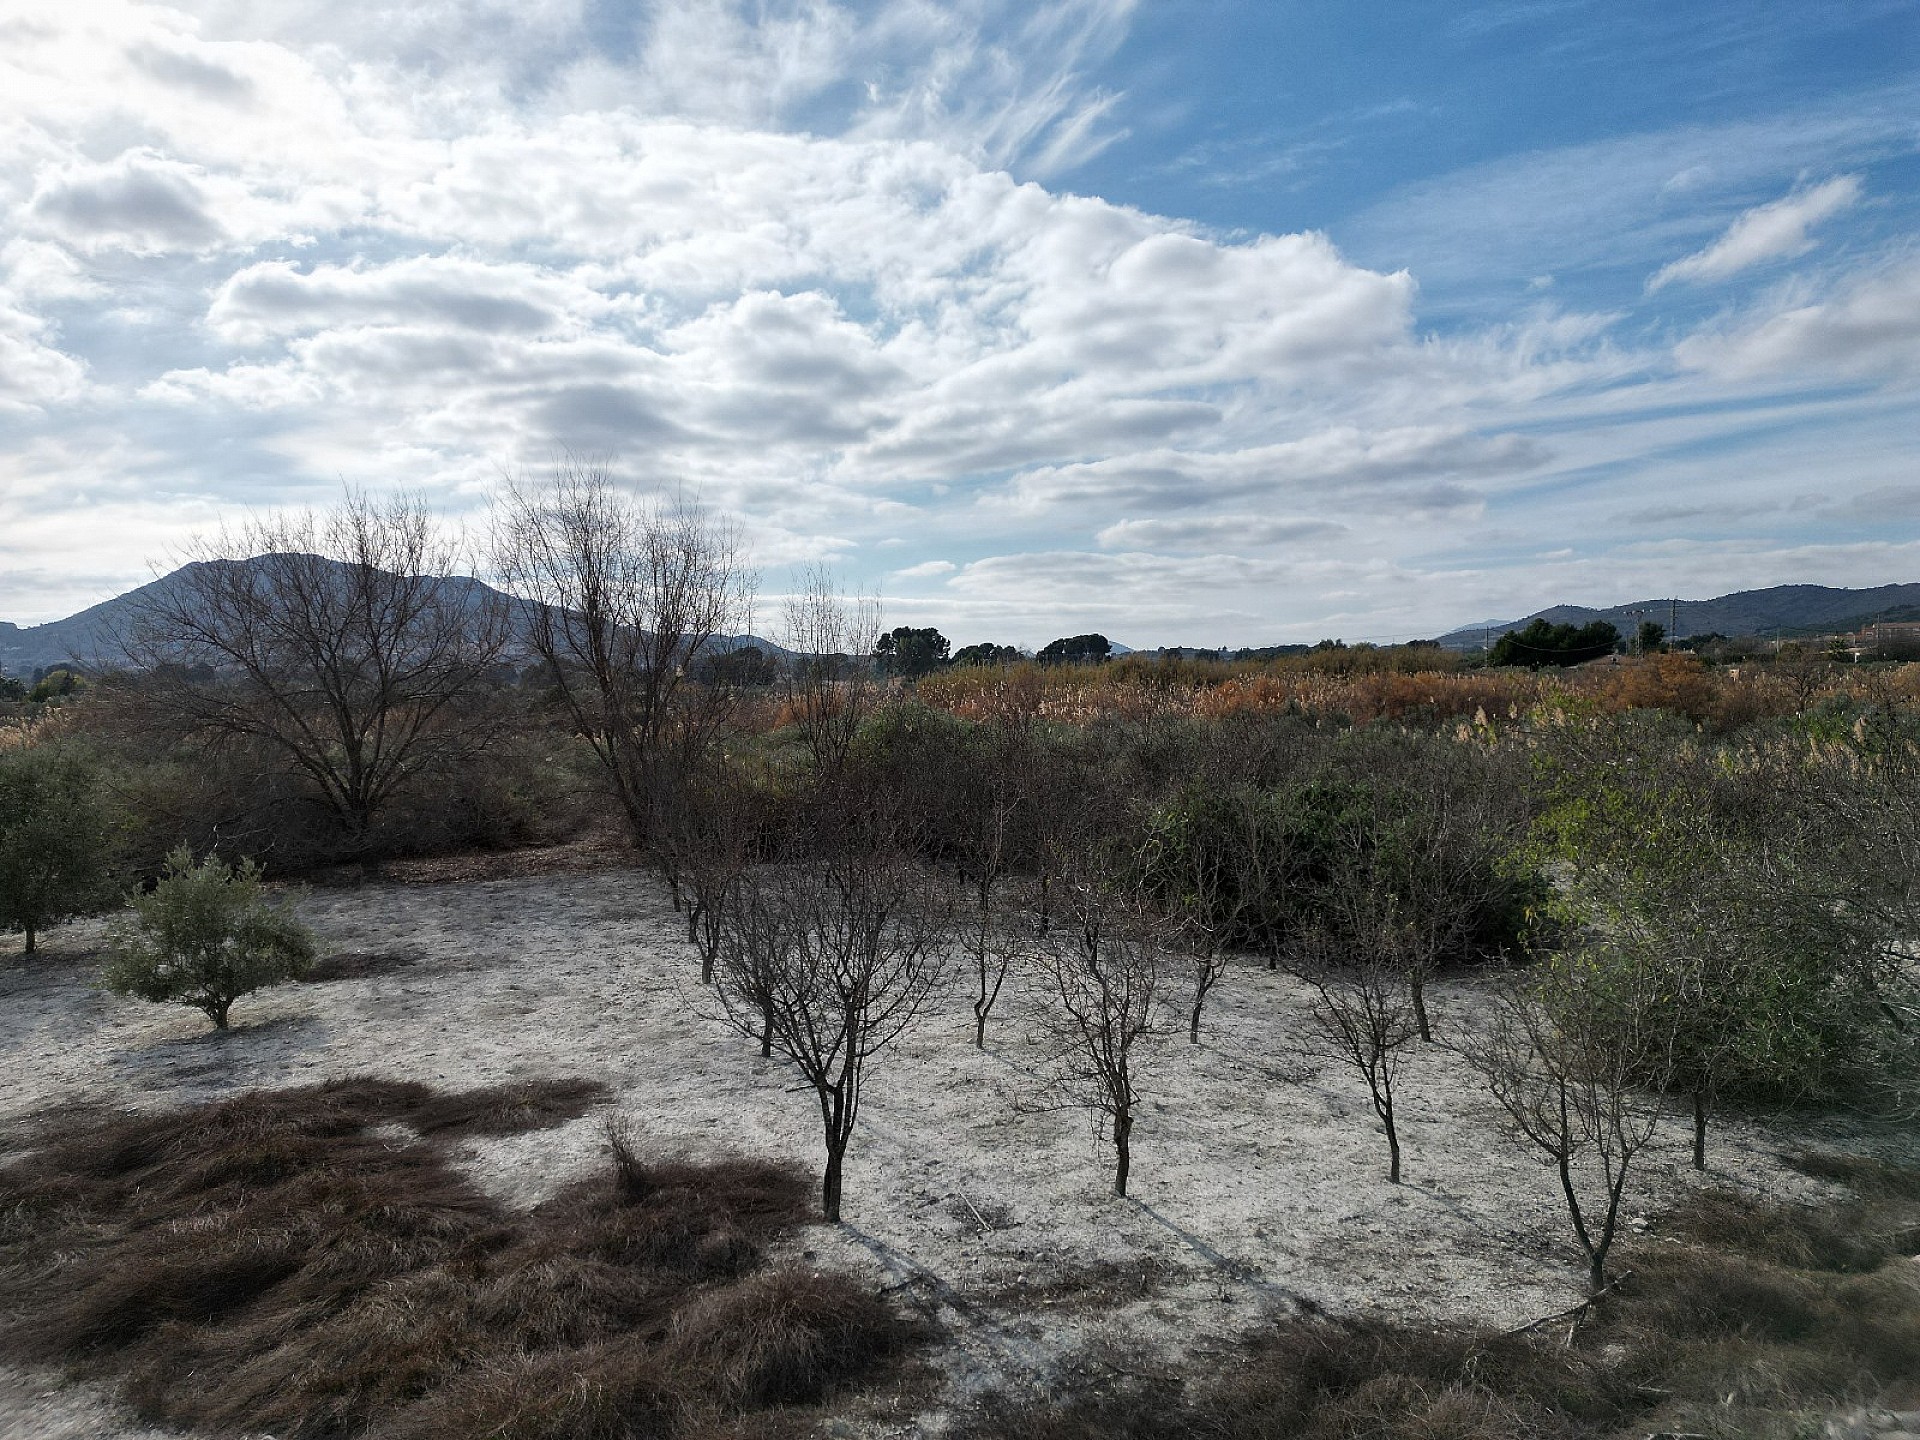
top-left (1376, 760), bottom-right (1525, 1043)
top-left (679, 766), bottom-right (758, 985)
top-left (1296, 924), bottom-right (1422, 1184)
top-left (713, 864), bottom-right (785, 1058)
top-left (958, 883), bottom-right (1036, 1050)
top-left (1025, 885), bottom-right (1175, 1198)
top-left (0, 745), bottom-right (116, 956)
top-left (713, 849), bottom-right (950, 1221)
top-left (1463, 955), bottom-right (1671, 1294)
top-left (956, 731), bottom-right (1027, 1047)
top-left (103, 847), bottom-right (315, 1029)
top-left (1136, 783), bottom-right (1289, 1042)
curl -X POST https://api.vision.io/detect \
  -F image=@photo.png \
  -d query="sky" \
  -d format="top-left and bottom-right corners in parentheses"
top-left (2, 0), bottom-right (1918, 646)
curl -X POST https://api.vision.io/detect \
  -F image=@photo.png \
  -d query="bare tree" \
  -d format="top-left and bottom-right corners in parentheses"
top-left (493, 463), bottom-right (752, 853)
top-left (712, 858), bottom-right (786, 1059)
top-left (954, 733), bottom-right (1029, 1048)
top-left (1297, 928), bottom-right (1422, 1184)
top-left (1136, 783), bottom-right (1288, 1042)
top-left (1282, 817), bottom-right (1429, 1182)
top-left (780, 567), bottom-right (882, 780)
top-left (677, 764), bottom-right (759, 985)
top-left (713, 850), bottom-right (951, 1221)
top-left (1024, 886), bottom-right (1175, 1198)
top-left (1462, 961), bottom-right (1671, 1294)
top-left (1374, 747), bottom-right (1530, 1042)
top-left (959, 883), bottom-right (1036, 1051)
top-left (125, 491), bottom-right (508, 859)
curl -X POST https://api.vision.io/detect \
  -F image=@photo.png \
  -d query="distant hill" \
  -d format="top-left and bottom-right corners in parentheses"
top-left (0, 558), bottom-right (787, 677)
top-left (1434, 583), bottom-right (1920, 651)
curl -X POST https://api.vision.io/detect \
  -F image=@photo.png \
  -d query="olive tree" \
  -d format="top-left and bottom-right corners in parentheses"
top-left (1531, 721), bottom-right (1907, 1167)
top-left (103, 847), bottom-right (315, 1029)
top-left (0, 745), bottom-right (116, 955)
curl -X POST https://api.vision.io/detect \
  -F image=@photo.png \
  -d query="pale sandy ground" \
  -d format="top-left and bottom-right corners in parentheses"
top-left (0, 858), bottom-right (1892, 1438)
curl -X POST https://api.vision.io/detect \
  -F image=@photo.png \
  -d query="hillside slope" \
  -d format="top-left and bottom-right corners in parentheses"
top-left (1435, 583), bottom-right (1920, 650)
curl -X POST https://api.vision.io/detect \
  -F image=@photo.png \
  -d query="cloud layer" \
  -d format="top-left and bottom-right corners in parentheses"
top-left (2, 0), bottom-right (1918, 643)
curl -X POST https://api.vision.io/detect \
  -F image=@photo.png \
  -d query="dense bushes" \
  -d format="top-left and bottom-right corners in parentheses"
top-left (0, 741), bottom-right (116, 953)
top-left (1526, 715), bottom-right (1920, 1161)
top-left (65, 678), bottom-right (604, 879)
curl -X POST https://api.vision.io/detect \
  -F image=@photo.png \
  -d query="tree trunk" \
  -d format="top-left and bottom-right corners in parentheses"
top-left (209, 998), bottom-right (231, 1030)
top-left (1112, 1111), bottom-right (1131, 1197)
top-left (23, 924), bottom-right (35, 956)
top-left (1589, 1253), bottom-right (1607, 1295)
top-left (1411, 972), bottom-right (1431, 1043)
top-left (1691, 1089), bottom-right (1709, 1171)
top-left (1383, 1093), bottom-right (1401, 1184)
top-left (1188, 979), bottom-right (1205, 1044)
top-left (700, 946), bottom-right (715, 985)
top-left (822, 1143), bottom-right (845, 1222)
top-left (973, 1004), bottom-right (988, 1049)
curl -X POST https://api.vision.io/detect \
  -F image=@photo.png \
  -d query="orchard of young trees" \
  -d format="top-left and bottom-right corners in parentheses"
top-left (3, 481), bottom-right (1918, 1297)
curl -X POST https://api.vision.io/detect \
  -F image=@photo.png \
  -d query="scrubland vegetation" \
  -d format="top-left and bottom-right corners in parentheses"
top-left (2, 482), bottom-right (1919, 1438)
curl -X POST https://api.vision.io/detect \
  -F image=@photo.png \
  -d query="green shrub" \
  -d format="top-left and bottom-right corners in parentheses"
top-left (102, 847), bottom-right (315, 1028)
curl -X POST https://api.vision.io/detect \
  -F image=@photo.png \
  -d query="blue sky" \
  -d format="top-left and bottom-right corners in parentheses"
top-left (2, 0), bottom-right (1917, 645)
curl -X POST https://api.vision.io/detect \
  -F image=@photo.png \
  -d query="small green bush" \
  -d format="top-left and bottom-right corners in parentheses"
top-left (102, 847), bottom-right (315, 1028)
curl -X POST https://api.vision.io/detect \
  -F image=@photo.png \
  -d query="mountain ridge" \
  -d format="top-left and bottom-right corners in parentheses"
top-left (0, 557), bottom-right (785, 677)
top-left (1432, 583), bottom-right (1920, 651)
top-left (9, 572), bottom-right (1918, 675)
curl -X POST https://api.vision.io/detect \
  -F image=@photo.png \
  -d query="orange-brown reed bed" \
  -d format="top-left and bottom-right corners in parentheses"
top-left (909, 653), bottom-right (1920, 731)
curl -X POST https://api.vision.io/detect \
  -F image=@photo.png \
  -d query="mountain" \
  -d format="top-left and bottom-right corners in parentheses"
top-left (1433, 584), bottom-right (1920, 651)
top-left (0, 569), bottom-right (191, 677)
top-left (0, 558), bottom-right (788, 677)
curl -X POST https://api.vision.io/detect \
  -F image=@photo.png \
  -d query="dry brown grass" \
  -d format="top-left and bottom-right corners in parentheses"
top-left (957, 1156), bottom-right (1920, 1440)
top-left (912, 653), bottom-right (1920, 733)
top-left (0, 1078), bottom-right (916, 1439)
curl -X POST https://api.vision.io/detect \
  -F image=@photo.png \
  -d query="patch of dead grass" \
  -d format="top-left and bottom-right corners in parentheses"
top-left (956, 1157), bottom-right (1920, 1440)
top-left (0, 1078), bottom-right (918, 1439)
